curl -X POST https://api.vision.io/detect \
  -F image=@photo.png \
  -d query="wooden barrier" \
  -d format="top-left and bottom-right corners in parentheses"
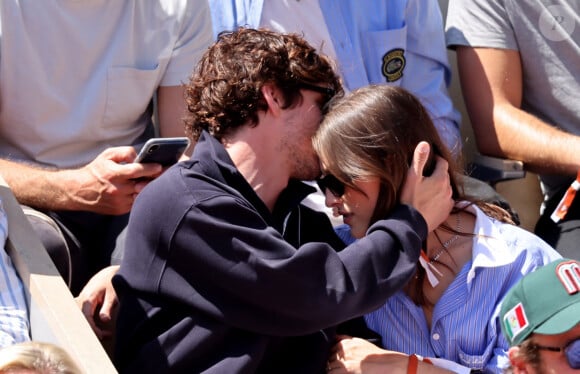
top-left (0, 175), bottom-right (117, 373)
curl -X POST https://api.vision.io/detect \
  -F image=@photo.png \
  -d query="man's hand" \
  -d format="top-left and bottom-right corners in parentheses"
top-left (75, 265), bottom-right (120, 340)
top-left (0, 146), bottom-right (163, 213)
top-left (68, 146), bottom-right (163, 215)
top-left (400, 142), bottom-right (454, 232)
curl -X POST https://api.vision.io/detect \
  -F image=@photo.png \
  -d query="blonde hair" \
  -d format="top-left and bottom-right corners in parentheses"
top-left (0, 342), bottom-right (82, 374)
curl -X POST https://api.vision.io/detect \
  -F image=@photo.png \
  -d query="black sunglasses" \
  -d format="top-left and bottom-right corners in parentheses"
top-left (316, 174), bottom-right (345, 198)
top-left (298, 82), bottom-right (336, 104)
top-left (534, 337), bottom-right (580, 369)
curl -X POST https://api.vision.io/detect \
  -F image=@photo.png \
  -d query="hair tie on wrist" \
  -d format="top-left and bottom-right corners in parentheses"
top-left (407, 354), bottom-right (419, 374)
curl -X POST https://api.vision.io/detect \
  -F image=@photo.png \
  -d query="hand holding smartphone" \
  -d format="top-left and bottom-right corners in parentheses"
top-left (134, 137), bottom-right (190, 166)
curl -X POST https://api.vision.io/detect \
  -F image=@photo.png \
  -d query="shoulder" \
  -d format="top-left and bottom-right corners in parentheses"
top-left (469, 205), bottom-right (560, 270)
top-left (492, 219), bottom-right (561, 266)
top-left (445, 0), bottom-right (515, 49)
top-left (136, 163), bottom-right (249, 215)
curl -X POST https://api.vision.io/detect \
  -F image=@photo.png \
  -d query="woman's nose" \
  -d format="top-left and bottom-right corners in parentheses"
top-left (323, 188), bottom-right (342, 207)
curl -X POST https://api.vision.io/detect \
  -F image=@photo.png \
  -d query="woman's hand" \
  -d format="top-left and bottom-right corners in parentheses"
top-left (327, 335), bottom-right (409, 374)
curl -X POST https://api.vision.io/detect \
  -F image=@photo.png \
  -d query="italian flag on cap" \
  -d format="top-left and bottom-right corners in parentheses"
top-left (503, 302), bottom-right (529, 339)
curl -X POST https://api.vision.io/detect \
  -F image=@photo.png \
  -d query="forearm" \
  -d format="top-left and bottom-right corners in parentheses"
top-left (0, 158), bottom-right (80, 210)
top-left (328, 337), bottom-right (455, 374)
top-left (482, 103), bottom-right (580, 176)
top-left (157, 85), bottom-right (193, 156)
top-left (458, 46), bottom-right (580, 177)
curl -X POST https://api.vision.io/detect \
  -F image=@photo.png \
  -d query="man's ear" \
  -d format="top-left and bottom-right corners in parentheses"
top-left (260, 84), bottom-right (283, 117)
top-left (508, 346), bottom-right (529, 374)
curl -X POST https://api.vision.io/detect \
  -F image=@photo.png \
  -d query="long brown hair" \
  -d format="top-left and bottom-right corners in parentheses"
top-left (313, 84), bottom-right (514, 229)
top-left (313, 85), bottom-right (515, 305)
top-left (314, 85), bottom-right (461, 220)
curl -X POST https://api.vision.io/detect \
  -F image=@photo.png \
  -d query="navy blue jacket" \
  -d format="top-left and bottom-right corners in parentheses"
top-left (114, 132), bottom-right (427, 373)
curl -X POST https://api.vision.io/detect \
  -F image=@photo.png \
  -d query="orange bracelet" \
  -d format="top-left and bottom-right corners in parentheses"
top-left (407, 354), bottom-right (419, 374)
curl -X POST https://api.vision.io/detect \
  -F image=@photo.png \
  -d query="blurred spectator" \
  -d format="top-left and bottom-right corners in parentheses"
top-left (499, 258), bottom-right (580, 373)
top-left (446, 0), bottom-right (580, 259)
top-left (0, 0), bottom-right (213, 293)
top-left (0, 198), bottom-right (29, 347)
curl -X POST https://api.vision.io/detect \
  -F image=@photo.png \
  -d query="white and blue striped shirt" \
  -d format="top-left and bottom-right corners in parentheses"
top-left (0, 198), bottom-right (30, 346)
top-left (336, 202), bottom-right (562, 373)
top-left (364, 203), bottom-right (561, 373)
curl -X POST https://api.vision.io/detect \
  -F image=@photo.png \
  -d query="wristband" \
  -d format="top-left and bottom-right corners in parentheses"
top-left (551, 170), bottom-right (580, 223)
top-left (407, 354), bottom-right (419, 374)
top-left (408, 354), bottom-right (434, 374)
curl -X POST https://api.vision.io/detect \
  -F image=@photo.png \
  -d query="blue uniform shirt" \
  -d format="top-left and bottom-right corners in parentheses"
top-left (209, 0), bottom-right (462, 154)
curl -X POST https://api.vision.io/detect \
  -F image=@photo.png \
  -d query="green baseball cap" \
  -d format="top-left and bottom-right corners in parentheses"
top-left (500, 258), bottom-right (580, 346)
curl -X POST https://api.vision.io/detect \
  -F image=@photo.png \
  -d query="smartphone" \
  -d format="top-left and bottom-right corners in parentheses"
top-left (134, 137), bottom-right (190, 166)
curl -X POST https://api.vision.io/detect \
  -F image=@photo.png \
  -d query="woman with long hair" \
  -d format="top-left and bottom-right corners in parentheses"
top-left (314, 85), bottom-right (561, 373)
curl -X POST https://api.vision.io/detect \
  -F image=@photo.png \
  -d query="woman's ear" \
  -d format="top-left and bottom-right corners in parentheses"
top-left (508, 346), bottom-right (529, 374)
top-left (260, 84), bottom-right (283, 117)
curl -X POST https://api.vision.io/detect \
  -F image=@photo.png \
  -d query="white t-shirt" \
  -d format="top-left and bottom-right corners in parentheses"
top-left (0, 1), bottom-right (212, 168)
top-left (260, 1), bottom-right (339, 79)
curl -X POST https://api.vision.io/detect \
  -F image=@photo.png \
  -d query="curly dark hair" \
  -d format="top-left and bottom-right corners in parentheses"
top-left (184, 27), bottom-right (343, 142)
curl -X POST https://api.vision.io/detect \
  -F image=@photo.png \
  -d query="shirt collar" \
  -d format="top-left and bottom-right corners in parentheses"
top-left (457, 201), bottom-right (519, 286)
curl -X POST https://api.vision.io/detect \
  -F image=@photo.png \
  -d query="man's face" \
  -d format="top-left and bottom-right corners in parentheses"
top-left (514, 323), bottom-right (580, 374)
top-left (281, 87), bottom-right (330, 181)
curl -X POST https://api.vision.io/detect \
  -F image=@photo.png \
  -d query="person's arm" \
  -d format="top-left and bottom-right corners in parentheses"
top-left (0, 148), bottom-right (162, 214)
top-left (327, 336), bottom-right (453, 374)
top-left (154, 0), bottom-right (212, 155)
top-left (156, 85), bottom-right (192, 158)
top-left (156, 85), bottom-right (187, 139)
top-left (456, 46), bottom-right (580, 176)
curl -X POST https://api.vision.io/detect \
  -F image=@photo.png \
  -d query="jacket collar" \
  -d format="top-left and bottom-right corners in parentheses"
top-left (191, 131), bottom-right (316, 231)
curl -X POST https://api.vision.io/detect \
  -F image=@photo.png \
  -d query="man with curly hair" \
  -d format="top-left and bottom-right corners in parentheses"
top-left (113, 28), bottom-right (454, 373)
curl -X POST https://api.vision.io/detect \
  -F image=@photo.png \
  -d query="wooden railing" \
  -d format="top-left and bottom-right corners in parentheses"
top-left (0, 175), bottom-right (116, 373)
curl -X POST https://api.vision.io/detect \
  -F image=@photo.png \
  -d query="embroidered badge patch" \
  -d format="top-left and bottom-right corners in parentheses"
top-left (503, 303), bottom-right (529, 340)
top-left (382, 48), bottom-right (406, 82)
top-left (556, 260), bottom-right (580, 294)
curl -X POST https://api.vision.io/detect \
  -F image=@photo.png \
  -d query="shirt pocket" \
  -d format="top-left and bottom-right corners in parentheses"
top-left (104, 65), bottom-right (161, 130)
top-left (456, 342), bottom-right (494, 371)
top-left (360, 25), bottom-right (407, 85)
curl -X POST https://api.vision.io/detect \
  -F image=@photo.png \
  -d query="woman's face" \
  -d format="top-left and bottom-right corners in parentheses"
top-left (319, 171), bottom-right (380, 239)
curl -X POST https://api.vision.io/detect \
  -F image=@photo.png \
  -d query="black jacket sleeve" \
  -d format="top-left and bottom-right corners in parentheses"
top-left (117, 190), bottom-right (425, 337)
